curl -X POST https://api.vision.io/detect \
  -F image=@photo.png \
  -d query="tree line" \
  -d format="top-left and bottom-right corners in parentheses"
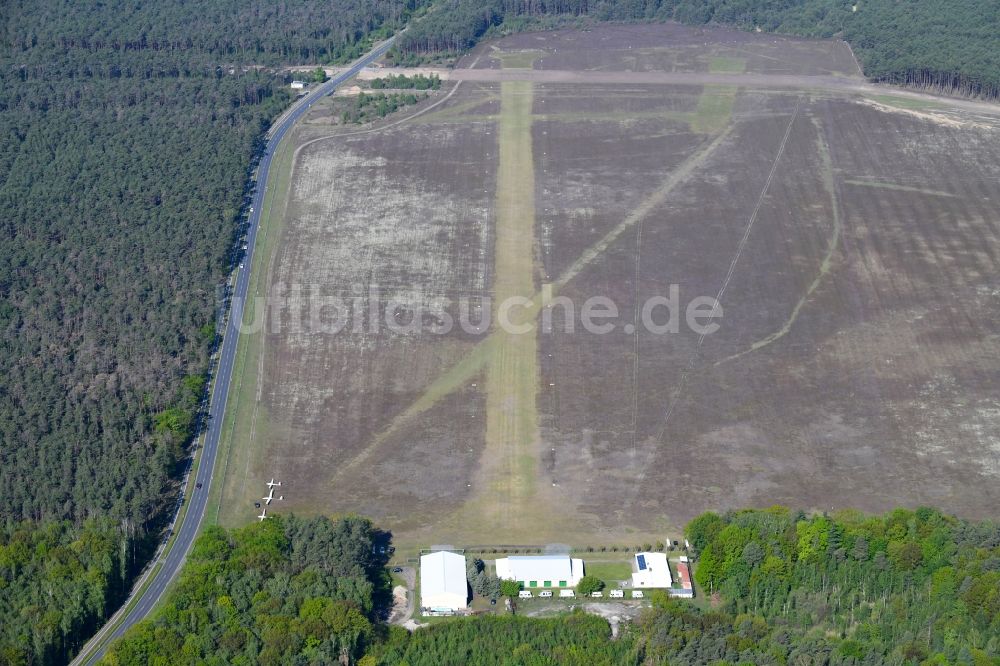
top-left (98, 507), bottom-right (1000, 664)
top-left (340, 91), bottom-right (429, 124)
top-left (369, 73), bottom-right (442, 89)
top-left (393, 0), bottom-right (1000, 99)
top-left (682, 505), bottom-right (1000, 663)
top-left (3, 0), bottom-right (422, 66)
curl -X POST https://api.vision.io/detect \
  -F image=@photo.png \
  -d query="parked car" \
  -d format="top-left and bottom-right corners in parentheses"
top-left (518, 590), bottom-right (533, 599)
top-left (631, 590), bottom-right (644, 599)
top-left (391, 567), bottom-right (403, 573)
top-left (539, 590), bottom-right (553, 598)
top-left (609, 589), bottom-right (624, 598)
top-left (591, 591), bottom-right (603, 598)
top-left (559, 589), bottom-right (575, 598)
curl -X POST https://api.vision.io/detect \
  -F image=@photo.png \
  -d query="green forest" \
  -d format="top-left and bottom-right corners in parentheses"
top-left (98, 507), bottom-right (1000, 665)
top-left (101, 515), bottom-right (390, 666)
top-left (394, 0), bottom-right (1000, 99)
top-left (0, 2), bottom-right (422, 663)
top-left (0, 520), bottom-right (128, 665)
top-left (681, 506), bottom-right (1000, 663)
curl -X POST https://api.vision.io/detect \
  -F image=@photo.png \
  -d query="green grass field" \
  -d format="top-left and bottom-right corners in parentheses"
top-left (583, 560), bottom-right (634, 583)
top-left (209, 127), bottom-right (298, 527)
top-left (869, 93), bottom-right (945, 111)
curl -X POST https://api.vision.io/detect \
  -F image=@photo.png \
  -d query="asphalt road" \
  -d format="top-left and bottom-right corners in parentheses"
top-left (73, 36), bottom-right (397, 666)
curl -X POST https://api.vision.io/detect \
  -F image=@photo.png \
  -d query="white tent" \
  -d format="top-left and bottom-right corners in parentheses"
top-left (420, 551), bottom-right (468, 612)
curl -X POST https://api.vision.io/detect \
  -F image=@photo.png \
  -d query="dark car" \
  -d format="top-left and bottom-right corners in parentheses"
top-left (391, 567), bottom-right (403, 573)
top-left (490, 599), bottom-right (497, 606)
top-left (254, 502), bottom-right (261, 509)
top-left (196, 482), bottom-right (203, 489)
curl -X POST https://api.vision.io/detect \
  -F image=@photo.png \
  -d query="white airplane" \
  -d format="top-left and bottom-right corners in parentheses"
top-left (266, 478), bottom-right (282, 488)
top-left (262, 487), bottom-right (284, 505)
top-left (257, 507), bottom-right (267, 521)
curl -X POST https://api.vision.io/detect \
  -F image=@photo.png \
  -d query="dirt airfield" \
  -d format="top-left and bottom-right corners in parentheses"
top-left (218, 24), bottom-right (1000, 548)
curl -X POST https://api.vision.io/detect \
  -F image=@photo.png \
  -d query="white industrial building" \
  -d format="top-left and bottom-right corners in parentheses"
top-left (631, 552), bottom-right (672, 588)
top-left (290, 80), bottom-right (305, 89)
top-left (495, 555), bottom-right (584, 589)
top-left (420, 551), bottom-right (468, 613)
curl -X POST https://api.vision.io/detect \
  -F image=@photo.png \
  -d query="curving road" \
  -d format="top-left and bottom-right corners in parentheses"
top-left (72, 35), bottom-right (397, 666)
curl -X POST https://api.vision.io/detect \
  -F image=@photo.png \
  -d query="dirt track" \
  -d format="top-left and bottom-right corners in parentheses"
top-left (445, 70), bottom-right (999, 117)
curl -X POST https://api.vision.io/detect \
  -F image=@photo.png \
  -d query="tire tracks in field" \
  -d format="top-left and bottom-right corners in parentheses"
top-left (328, 123), bottom-right (736, 485)
top-left (652, 100), bottom-right (801, 445)
top-left (714, 113), bottom-right (842, 366)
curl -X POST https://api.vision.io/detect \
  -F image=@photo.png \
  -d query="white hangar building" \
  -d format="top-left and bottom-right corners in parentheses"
top-left (495, 555), bottom-right (584, 589)
top-left (420, 551), bottom-right (468, 613)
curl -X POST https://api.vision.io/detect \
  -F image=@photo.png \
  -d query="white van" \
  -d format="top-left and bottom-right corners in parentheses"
top-left (559, 589), bottom-right (575, 598)
top-left (591, 591), bottom-right (603, 598)
top-left (538, 590), bottom-right (553, 598)
top-left (518, 590), bottom-right (533, 599)
top-left (631, 590), bottom-right (644, 599)
top-left (609, 589), bottom-right (624, 598)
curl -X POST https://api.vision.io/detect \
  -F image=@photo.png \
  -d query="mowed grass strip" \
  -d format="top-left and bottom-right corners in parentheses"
top-left (481, 80), bottom-right (541, 529)
top-left (584, 560), bottom-right (634, 583)
top-left (868, 93), bottom-right (946, 112)
top-left (690, 57), bottom-right (745, 134)
top-left (493, 49), bottom-right (546, 69)
top-left (210, 130), bottom-right (296, 526)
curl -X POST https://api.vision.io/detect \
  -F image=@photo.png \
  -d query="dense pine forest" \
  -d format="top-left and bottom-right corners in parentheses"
top-left (395, 0), bottom-right (1000, 99)
top-left (0, 2), bottom-right (421, 663)
top-left (99, 508), bottom-right (1000, 664)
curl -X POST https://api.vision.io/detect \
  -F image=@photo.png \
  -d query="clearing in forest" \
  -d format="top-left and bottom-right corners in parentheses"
top-left (216, 23), bottom-right (1000, 550)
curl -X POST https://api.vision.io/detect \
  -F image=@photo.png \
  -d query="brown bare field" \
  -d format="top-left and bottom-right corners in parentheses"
top-left (478, 24), bottom-right (861, 76)
top-left (217, 23), bottom-right (1000, 550)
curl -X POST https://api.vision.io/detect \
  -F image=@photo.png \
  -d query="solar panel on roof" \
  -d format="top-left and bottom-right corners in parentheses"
top-left (637, 554), bottom-right (647, 570)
